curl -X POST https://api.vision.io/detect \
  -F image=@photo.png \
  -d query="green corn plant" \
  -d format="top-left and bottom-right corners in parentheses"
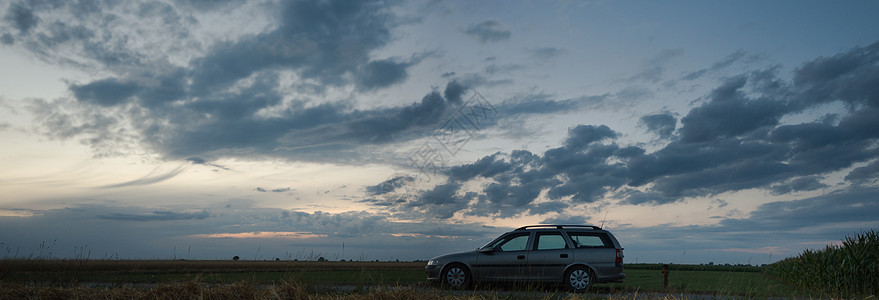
top-left (765, 229), bottom-right (879, 297)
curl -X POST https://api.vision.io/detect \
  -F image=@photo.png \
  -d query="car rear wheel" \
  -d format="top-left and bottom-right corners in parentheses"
top-left (441, 263), bottom-right (470, 289)
top-left (565, 266), bottom-right (593, 292)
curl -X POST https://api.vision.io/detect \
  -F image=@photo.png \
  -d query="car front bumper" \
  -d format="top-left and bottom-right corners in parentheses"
top-left (425, 264), bottom-right (442, 282)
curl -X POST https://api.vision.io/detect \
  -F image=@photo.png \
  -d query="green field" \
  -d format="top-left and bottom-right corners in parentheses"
top-left (0, 260), bottom-right (821, 299)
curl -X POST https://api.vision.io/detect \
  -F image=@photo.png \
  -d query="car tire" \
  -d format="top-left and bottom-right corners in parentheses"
top-left (565, 266), bottom-right (593, 292)
top-left (440, 263), bottom-right (471, 289)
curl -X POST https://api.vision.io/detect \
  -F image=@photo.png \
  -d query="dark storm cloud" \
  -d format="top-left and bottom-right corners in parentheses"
top-left (618, 190), bottom-right (677, 206)
top-left (769, 176), bottom-right (828, 195)
top-left (370, 41), bottom-right (879, 219)
top-left (70, 78), bottom-right (141, 107)
top-left (405, 182), bottom-right (472, 219)
top-left (98, 210), bottom-right (209, 221)
top-left (187, 0), bottom-right (398, 94)
top-left (17, 0), bottom-right (563, 164)
top-left (639, 112), bottom-right (676, 139)
top-left (678, 75), bottom-right (789, 143)
top-left (464, 20), bottom-right (511, 43)
top-left (845, 160), bottom-right (879, 185)
top-left (355, 59), bottom-right (411, 91)
top-left (793, 41), bottom-right (879, 108)
top-left (3, 1), bottom-right (39, 34)
top-left (443, 79), bottom-right (468, 105)
top-left (385, 125), bottom-right (628, 219)
top-left (366, 175), bottom-right (415, 196)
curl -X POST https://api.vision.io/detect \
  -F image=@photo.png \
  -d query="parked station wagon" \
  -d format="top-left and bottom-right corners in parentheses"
top-left (425, 225), bottom-right (625, 291)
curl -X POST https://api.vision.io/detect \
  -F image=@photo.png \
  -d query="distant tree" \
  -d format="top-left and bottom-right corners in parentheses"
top-left (233, 256), bottom-right (240, 261)
top-left (317, 256), bottom-right (326, 262)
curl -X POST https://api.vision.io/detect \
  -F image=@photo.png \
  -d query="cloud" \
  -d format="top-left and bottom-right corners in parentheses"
top-left (627, 49), bottom-right (683, 83)
top-left (769, 176), bottom-right (828, 195)
top-left (678, 75), bottom-right (788, 143)
top-left (69, 78), bottom-right (141, 107)
top-left (3, 1), bottom-right (39, 34)
top-left (99, 166), bottom-right (185, 188)
top-left (376, 125), bottom-right (630, 219)
top-left (845, 160), bottom-right (879, 185)
top-left (541, 215), bottom-right (590, 225)
top-left (464, 20), bottom-right (511, 43)
top-left (793, 41), bottom-right (879, 108)
top-left (682, 50), bottom-right (755, 80)
top-left (255, 187), bottom-right (293, 193)
top-left (98, 210), bottom-right (210, 221)
top-left (368, 41), bottom-right (879, 219)
top-left (366, 175), bottom-right (415, 196)
top-left (719, 186), bottom-right (879, 232)
top-left (529, 47), bottom-right (564, 60)
top-left (1, 33), bottom-right (13, 44)
top-left (639, 112), bottom-right (677, 139)
top-left (13, 0), bottom-right (586, 165)
top-left (186, 157), bottom-right (230, 170)
top-left (355, 59), bottom-right (412, 91)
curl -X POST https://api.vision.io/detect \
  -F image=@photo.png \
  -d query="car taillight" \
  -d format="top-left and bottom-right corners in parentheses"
top-left (615, 249), bottom-right (623, 264)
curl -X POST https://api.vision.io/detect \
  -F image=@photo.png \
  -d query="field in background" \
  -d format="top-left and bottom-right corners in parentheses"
top-left (0, 259), bottom-right (822, 298)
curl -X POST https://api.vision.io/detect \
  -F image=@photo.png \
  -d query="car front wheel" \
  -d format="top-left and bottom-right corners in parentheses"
top-left (565, 266), bottom-right (593, 292)
top-left (441, 263), bottom-right (470, 289)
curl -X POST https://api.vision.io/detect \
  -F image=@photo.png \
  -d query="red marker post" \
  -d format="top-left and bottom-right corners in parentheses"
top-left (661, 264), bottom-right (670, 289)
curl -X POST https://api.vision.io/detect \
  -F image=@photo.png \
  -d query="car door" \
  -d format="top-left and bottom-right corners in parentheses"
top-left (474, 232), bottom-right (532, 281)
top-left (529, 231), bottom-right (573, 281)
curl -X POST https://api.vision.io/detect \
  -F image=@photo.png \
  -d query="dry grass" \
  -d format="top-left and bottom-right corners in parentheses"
top-left (0, 280), bottom-right (583, 300)
top-left (0, 259), bottom-right (423, 273)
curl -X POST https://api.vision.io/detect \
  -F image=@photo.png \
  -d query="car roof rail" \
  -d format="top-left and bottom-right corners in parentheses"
top-left (514, 224), bottom-right (602, 231)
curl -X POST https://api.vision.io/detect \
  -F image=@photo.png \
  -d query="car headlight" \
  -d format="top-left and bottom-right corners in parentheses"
top-left (427, 259), bottom-right (438, 266)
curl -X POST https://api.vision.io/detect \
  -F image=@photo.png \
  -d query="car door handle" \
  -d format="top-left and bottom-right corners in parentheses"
top-left (517, 255), bottom-right (526, 260)
top-left (560, 254), bottom-right (568, 258)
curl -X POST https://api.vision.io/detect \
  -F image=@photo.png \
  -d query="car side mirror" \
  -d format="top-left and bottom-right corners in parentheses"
top-left (478, 247), bottom-right (495, 253)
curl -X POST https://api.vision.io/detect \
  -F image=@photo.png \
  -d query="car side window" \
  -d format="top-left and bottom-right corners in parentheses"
top-left (535, 232), bottom-right (568, 250)
top-left (568, 232), bottom-right (612, 248)
top-left (492, 233), bottom-right (530, 252)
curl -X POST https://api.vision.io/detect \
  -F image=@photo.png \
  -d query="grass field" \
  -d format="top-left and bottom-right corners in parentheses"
top-left (0, 259), bottom-right (823, 299)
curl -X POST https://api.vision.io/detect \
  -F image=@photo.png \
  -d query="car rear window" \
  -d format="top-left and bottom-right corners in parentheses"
top-left (567, 232), bottom-right (613, 248)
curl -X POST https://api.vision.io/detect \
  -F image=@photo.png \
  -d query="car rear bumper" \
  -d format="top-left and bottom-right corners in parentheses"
top-left (596, 272), bottom-right (626, 283)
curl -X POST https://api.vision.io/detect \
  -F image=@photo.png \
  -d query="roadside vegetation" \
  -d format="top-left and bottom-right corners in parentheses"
top-left (765, 229), bottom-right (879, 298)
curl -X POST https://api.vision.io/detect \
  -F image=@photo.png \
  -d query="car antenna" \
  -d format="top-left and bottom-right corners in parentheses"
top-left (600, 210), bottom-right (609, 229)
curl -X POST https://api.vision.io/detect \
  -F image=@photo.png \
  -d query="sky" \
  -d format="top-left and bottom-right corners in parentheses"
top-left (1, 0), bottom-right (878, 265)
